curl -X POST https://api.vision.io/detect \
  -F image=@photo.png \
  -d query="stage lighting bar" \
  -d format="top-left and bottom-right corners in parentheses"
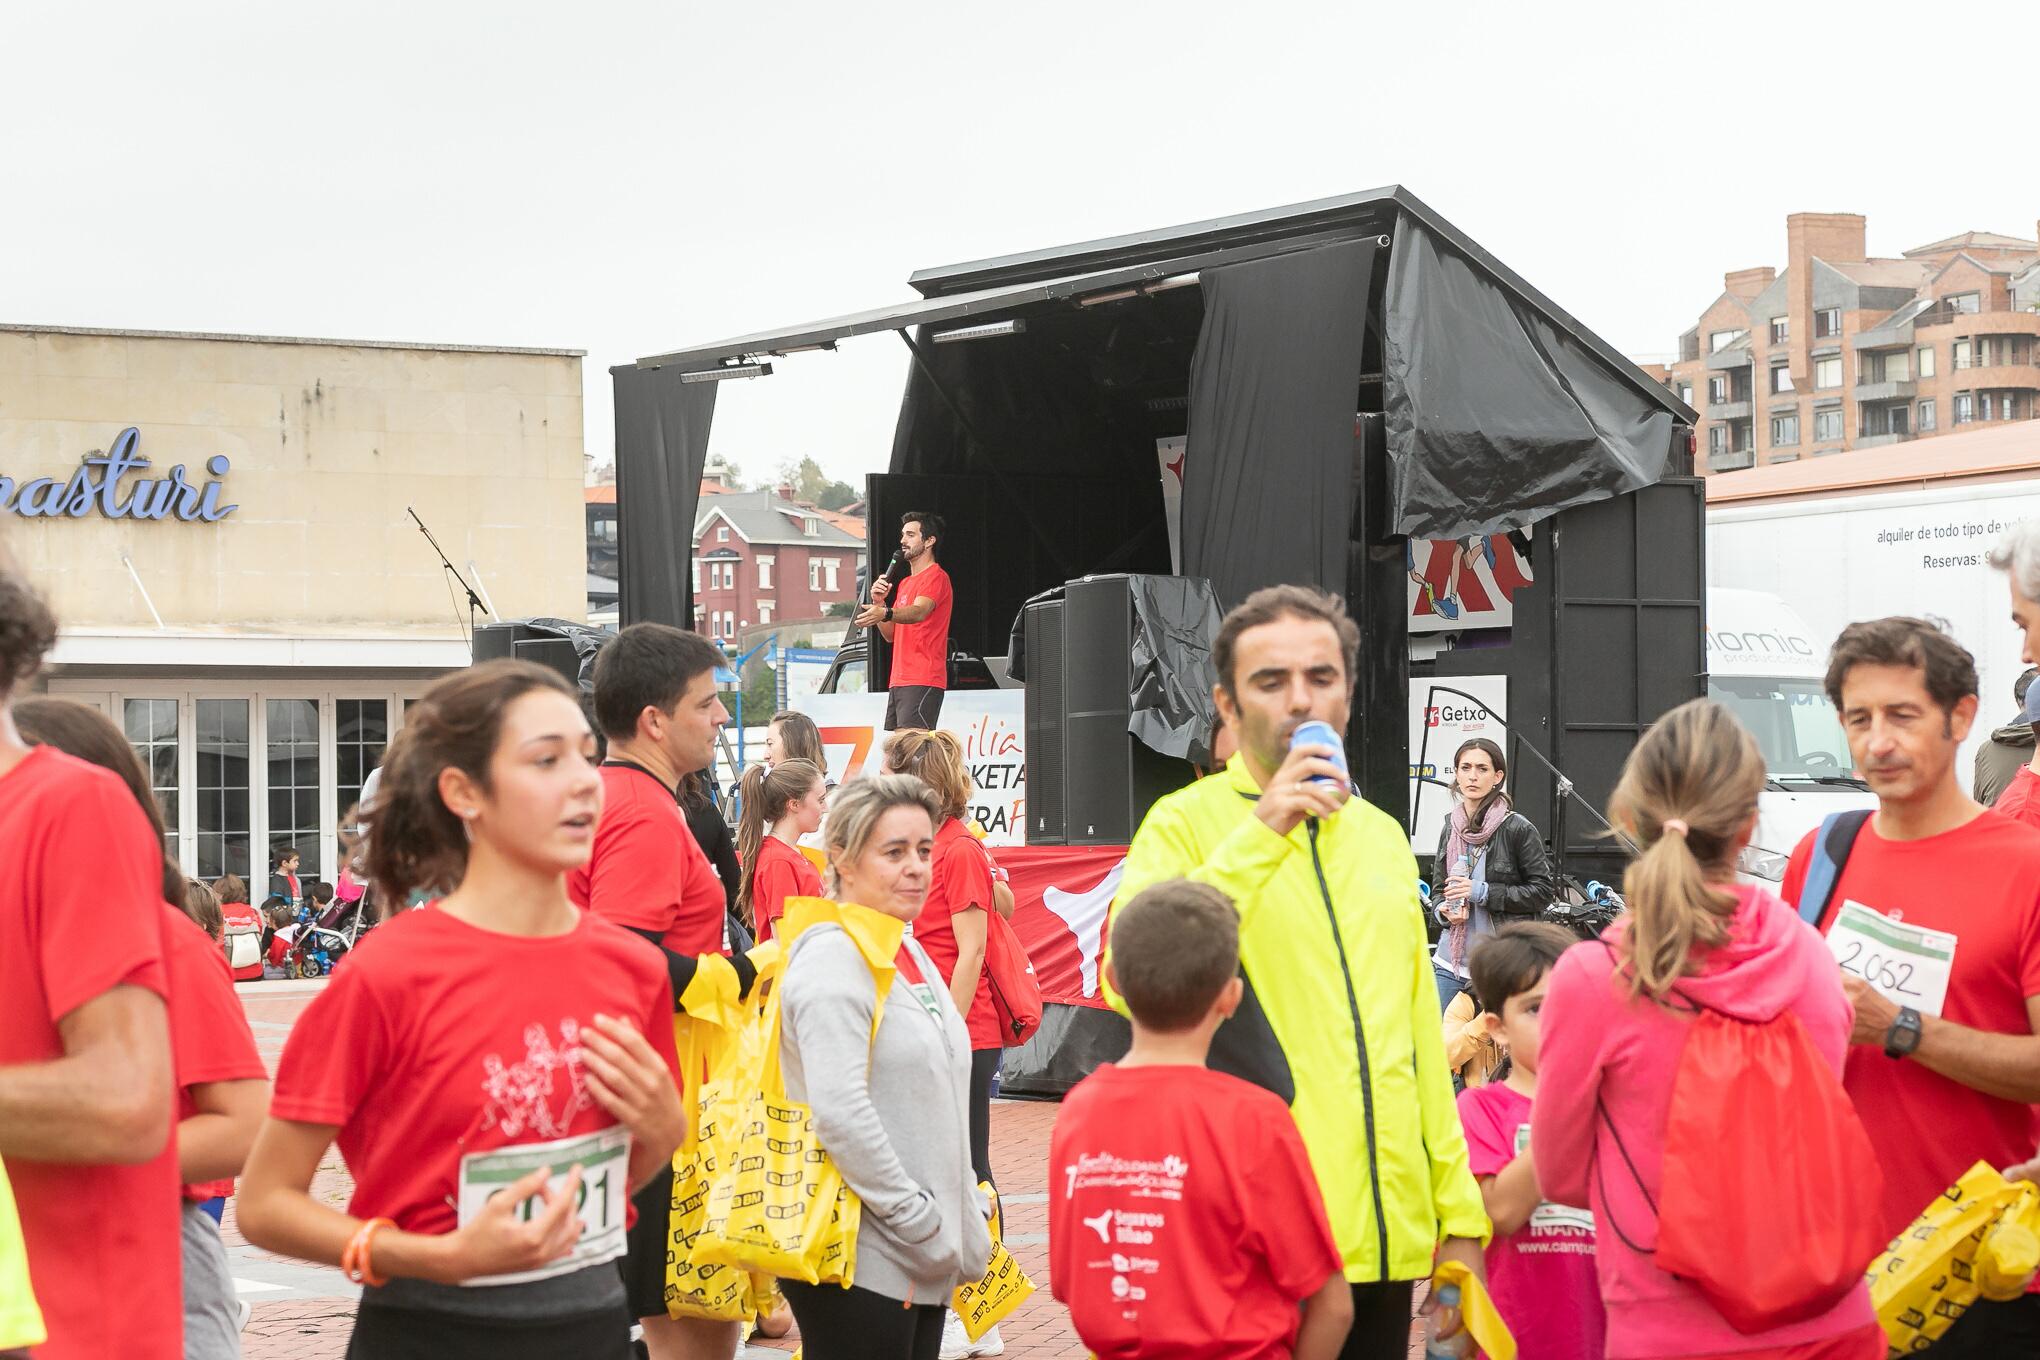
top-left (680, 362), bottom-right (774, 383)
top-left (931, 319), bottom-right (1026, 344)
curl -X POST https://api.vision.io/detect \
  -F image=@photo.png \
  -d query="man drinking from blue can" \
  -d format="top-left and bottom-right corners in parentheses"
top-left (1107, 584), bottom-right (1491, 1360)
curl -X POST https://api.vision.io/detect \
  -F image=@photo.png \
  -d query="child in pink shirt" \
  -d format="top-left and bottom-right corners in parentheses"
top-left (1457, 923), bottom-right (1606, 1360)
top-left (1531, 700), bottom-right (1882, 1360)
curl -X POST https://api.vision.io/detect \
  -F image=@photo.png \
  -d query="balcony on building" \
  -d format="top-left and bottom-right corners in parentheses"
top-left (1855, 402), bottom-right (1914, 449)
top-left (1855, 377), bottom-right (1916, 403)
top-left (1705, 339), bottom-right (1753, 372)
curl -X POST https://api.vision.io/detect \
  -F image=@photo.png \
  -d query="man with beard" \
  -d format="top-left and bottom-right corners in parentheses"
top-left (1109, 585), bottom-right (1488, 1360)
top-left (1781, 617), bottom-right (2040, 1356)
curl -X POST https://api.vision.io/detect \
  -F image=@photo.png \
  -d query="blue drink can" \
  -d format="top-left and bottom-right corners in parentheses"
top-left (1288, 719), bottom-right (1350, 785)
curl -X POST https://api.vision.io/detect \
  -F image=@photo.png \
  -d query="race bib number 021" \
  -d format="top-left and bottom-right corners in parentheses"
top-left (1826, 900), bottom-right (1956, 1018)
top-left (456, 1126), bottom-right (631, 1286)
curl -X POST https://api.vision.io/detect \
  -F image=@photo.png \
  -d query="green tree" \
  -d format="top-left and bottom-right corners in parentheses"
top-left (815, 479), bottom-right (858, 511)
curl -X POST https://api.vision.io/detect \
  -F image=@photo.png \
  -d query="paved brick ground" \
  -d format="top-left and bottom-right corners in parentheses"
top-left (229, 980), bottom-right (1426, 1358)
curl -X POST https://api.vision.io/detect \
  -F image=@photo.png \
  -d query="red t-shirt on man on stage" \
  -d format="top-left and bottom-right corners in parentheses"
top-left (889, 561), bottom-right (952, 690)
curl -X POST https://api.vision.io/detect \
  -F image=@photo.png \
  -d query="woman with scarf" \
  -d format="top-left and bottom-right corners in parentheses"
top-left (1431, 738), bottom-right (1555, 1014)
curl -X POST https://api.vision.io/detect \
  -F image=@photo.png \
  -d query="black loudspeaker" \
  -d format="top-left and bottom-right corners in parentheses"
top-left (513, 638), bottom-right (581, 685)
top-left (1062, 575), bottom-right (1185, 846)
top-left (472, 622), bottom-right (540, 664)
top-left (1023, 600), bottom-right (1067, 845)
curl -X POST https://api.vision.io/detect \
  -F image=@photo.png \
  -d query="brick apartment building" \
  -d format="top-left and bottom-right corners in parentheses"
top-left (692, 486), bottom-right (863, 640)
top-left (1671, 213), bottom-right (2040, 473)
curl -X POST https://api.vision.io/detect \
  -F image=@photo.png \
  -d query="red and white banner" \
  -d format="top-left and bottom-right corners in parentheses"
top-left (991, 845), bottom-right (1125, 1010)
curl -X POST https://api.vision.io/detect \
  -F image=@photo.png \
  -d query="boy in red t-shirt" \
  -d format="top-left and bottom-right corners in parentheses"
top-left (1050, 880), bottom-right (1352, 1360)
top-left (1456, 923), bottom-right (1605, 1360)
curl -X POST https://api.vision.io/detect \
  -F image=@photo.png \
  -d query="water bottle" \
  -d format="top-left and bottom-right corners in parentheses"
top-left (1424, 1282), bottom-right (1462, 1357)
top-left (1448, 856), bottom-right (1470, 921)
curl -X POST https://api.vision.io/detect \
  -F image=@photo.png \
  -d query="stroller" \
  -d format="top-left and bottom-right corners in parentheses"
top-left (326, 867), bottom-right (378, 949)
top-left (271, 892), bottom-right (353, 979)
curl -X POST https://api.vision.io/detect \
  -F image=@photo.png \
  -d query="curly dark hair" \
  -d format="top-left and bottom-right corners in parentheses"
top-left (0, 568), bottom-right (59, 695)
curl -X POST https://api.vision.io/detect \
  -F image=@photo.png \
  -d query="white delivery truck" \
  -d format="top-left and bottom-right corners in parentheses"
top-left (1705, 588), bottom-right (1876, 882)
top-left (1707, 436), bottom-right (2040, 874)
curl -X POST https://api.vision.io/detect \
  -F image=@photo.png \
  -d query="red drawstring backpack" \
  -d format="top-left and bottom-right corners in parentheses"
top-left (983, 912), bottom-right (1043, 1045)
top-left (1600, 941), bottom-right (1887, 1333)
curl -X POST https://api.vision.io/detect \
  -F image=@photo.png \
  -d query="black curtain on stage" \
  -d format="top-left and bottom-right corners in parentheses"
top-left (1181, 237), bottom-right (1376, 609)
top-left (611, 365), bottom-right (717, 629)
top-left (1381, 214), bottom-right (1676, 541)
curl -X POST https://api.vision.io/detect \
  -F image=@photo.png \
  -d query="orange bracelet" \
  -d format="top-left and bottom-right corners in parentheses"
top-left (341, 1216), bottom-right (394, 1287)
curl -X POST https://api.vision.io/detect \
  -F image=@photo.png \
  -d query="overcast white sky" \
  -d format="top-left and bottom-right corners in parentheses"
top-left (5, 2), bottom-right (2031, 493)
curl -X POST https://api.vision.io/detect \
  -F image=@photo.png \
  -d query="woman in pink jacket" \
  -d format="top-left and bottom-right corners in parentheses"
top-left (1532, 700), bottom-right (1882, 1360)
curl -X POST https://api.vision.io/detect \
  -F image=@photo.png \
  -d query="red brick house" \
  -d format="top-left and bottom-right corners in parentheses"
top-left (693, 489), bottom-right (864, 639)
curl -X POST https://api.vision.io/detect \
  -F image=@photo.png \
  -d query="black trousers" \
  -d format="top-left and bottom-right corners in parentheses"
top-left (1338, 1279), bottom-right (1415, 1360)
top-left (780, 1280), bottom-right (944, 1360)
top-left (969, 1046), bottom-right (1000, 1193)
top-left (1927, 1292), bottom-right (2040, 1356)
top-left (347, 1299), bottom-right (631, 1359)
top-left (883, 685), bottom-right (944, 731)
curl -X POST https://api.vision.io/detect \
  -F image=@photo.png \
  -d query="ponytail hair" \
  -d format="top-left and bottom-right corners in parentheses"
top-left (735, 758), bottom-right (823, 928)
top-left (881, 727), bottom-right (971, 823)
top-left (361, 660), bottom-right (578, 906)
top-left (1607, 698), bottom-right (1766, 1001)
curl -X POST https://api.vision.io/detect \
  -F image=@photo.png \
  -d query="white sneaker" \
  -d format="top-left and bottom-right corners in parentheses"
top-left (939, 1311), bottom-right (1005, 1359)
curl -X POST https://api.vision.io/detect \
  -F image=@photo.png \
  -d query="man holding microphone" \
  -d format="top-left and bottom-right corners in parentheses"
top-left (853, 511), bottom-right (952, 732)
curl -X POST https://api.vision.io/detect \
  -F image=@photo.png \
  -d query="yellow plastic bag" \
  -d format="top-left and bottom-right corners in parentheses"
top-left (951, 1183), bottom-right (1036, 1342)
top-left (1869, 1160), bottom-right (2040, 1354)
top-left (690, 899), bottom-right (896, 1287)
top-left (0, 1156), bottom-right (47, 1351)
top-left (1430, 1259), bottom-right (1515, 1360)
top-left (663, 972), bottom-right (765, 1323)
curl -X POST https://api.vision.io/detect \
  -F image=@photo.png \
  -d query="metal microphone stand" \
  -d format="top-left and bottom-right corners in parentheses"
top-left (408, 507), bottom-right (488, 654)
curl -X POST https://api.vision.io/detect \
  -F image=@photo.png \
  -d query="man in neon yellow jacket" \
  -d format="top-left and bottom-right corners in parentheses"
top-left (1109, 585), bottom-right (1490, 1360)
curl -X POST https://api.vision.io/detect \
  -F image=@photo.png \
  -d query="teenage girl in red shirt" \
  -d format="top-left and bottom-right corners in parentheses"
top-left (237, 662), bottom-right (686, 1360)
top-left (736, 757), bottom-right (826, 942)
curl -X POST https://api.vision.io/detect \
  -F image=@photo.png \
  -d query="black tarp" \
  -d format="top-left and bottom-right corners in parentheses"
top-left (1181, 238), bottom-right (1376, 609)
top-left (999, 1003), bottom-right (1129, 1097)
top-left (612, 365), bottom-right (716, 629)
top-left (1127, 575), bottom-right (1222, 764)
top-left (1382, 214), bottom-right (1676, 540)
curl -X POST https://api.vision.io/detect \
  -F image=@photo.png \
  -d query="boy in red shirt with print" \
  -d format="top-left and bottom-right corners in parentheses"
top-left (1051, 880), bottom-right (1352, 1360)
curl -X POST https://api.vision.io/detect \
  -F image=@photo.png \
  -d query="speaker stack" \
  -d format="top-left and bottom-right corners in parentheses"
top-left (1024, 574), bottom-right (1190, 847)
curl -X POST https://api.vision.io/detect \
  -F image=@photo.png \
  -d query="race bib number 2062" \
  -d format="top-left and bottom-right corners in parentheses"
top-left (1826, 900), bottom-right (1957, 1018)
top-left (455, 1126), bottom-right (632, 1286)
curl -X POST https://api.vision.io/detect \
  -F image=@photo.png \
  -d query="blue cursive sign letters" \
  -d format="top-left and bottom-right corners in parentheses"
top-left (0, 428), bottom-right (238, 522)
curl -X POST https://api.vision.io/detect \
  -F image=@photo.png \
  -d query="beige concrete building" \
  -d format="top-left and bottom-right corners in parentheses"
top-left (0, 324), bottom-right (585, 881)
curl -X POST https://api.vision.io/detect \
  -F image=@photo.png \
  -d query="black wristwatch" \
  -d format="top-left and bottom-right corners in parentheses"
top-left (1884, 1006), bottom-right (1923, 1060)
top-left (883, 604), bottom-right (894, 622)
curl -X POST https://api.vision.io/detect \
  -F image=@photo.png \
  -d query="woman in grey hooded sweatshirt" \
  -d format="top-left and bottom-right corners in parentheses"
top-left (777, 774), bottom-right (994, 1359)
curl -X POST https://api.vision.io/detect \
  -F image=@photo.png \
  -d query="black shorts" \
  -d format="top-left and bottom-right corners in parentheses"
top-left (884, 685), bottom-right (945, 731)
top-left (617, 1161), bottom-right (672, 1321)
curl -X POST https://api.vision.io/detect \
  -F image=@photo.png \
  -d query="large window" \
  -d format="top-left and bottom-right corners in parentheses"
top-left (1813, 409), bottom-right (1844, 442)
top-left (1769, 317), bottom-right (1789, 345)
top-left (1815, 309), bottom-right (1842, 338)
top-left (1708, 375), bottom-right (1728, 404)
top-left (1710, 329), bottom-right (1746, 352)
top-left (336, 700), bottom-right (388, 826)
top-left (1708, 425), bottom-right (1726, 455)
top-left (1814, 357), bottom-right (1842, 389)
top-left (1770, 365), bottom-right (1794, 394)
top-left (1918, 346), bottom-right (1936, 379)
top-left (1955, 392), bottom-right (1975, 424)
top-left (267, 699), bottom-right (321, 880)
top-left (1771, 414), bottom-right (1799, 446)
top-left (123, 698), bottom-right (179, 860)
top-left (757, 555), bottom-right (773, 590)
top-left (1953, 339), bottom-right (1973, 370)
top-left (1918, 399), bottom-right (1936, 431)
top-left (1946, 292), bottom-right (1981, 315)
top-left (196, 699), bottom-right (250, 880)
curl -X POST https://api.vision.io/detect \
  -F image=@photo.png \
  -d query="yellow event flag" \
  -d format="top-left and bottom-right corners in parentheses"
top-left (1431, 1259), bottom-right (1515, 1360)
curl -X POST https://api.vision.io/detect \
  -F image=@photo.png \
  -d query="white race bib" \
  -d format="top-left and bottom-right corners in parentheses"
top-left (1826, 900), bottom-right (1957, 1018)
top-left (1514, 1123), bottom-right (1595, 1234)
top-left (455, 1125), bottom-right (631, 1286)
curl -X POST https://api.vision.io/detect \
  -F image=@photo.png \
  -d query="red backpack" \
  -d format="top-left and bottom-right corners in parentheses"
top-left (1603, 989), bottom-right (1886, 1334)
top-left (983, 911), bottom-right (1042, 1046)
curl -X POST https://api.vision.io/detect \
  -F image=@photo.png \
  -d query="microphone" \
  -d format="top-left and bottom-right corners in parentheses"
top-left (877, 551), bottom-right (906, 596)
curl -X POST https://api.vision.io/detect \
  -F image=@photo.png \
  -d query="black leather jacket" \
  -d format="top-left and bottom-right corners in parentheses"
top-left (1431, 808), bottom-right (1556, 921)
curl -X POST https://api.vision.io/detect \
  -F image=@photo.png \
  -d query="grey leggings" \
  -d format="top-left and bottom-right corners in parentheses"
top-left (181, 1200), bottom-right (242, 1360)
